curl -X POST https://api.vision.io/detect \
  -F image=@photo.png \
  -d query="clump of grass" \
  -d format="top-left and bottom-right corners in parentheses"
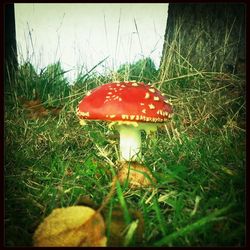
top-left (4, 51), bottom-right (245, 247)
top-left (116, 57), bottom-right (158, 82)
top-left (9, 61), bottom-right (70, 105)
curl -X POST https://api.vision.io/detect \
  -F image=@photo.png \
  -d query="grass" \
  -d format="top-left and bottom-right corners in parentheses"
top-left (4, 54), bottom-right (245, 246)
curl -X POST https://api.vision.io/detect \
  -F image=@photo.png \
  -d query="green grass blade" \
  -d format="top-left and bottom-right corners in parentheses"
top-left (115, 180), bottom-right (131, 225)
top-left (109, 166), bottom-right (131, 225)
top-left (123, 219), bottom-right (139, 246)
top-left (152, 196), bottom-right (168, 236)
top-left (154, 204), bottom-right (234, 246)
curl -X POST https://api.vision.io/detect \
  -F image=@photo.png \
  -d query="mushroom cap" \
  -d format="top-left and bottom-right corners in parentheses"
top-left (77, 81), bottom-right (173, 123)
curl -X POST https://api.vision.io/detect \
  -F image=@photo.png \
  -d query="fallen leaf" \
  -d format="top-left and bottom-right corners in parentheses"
top-left (26, 107), bottom-right (49, 120)
top-left (48, 106), bottom-right (63, 116)
top-left (33, 206), bottom-right (107, 247)
top-left (65, 167), bottom-right (73, 177)
top-left (23, 99), bottom-right (43, 109)
top-left (117, 162), bottom-right (156, 189)
top-left (22, 98), bottom-right (50, 119)
top-left (106, 206), bottom-right (144, 247)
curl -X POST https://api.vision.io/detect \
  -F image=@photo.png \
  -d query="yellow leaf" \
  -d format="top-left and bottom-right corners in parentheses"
top-left (33, 206), bottom-right (107, 247)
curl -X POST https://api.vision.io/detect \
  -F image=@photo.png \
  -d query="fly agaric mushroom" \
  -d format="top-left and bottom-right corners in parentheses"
top-left (77, 81), bottom-right (173, 162)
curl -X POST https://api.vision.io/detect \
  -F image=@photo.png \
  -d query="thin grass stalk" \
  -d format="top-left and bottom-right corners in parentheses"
top-left (154, 204), bottom-right (234, 246)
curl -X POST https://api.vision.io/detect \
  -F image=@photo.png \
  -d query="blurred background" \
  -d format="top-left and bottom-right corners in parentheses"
top-left (14, 3), bottom-right (169, 82)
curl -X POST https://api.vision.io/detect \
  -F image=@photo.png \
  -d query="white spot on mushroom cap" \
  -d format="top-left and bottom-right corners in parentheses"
top-left (164, 99), bottom-right (173, 105)
top-left (149, 88), bottom-right (155, 93)
top-left (78, 111), bottom-right (90, 117)
top-left (132, 82), bottom-right (139, 86)
top-left (145, 92), bottom-right (150, 99)
top-left (148, 104), bottom-right (155, 109)
top-left (162, 111), bottom-right (169, 116)
top-left (157, 110), bottom-right (163, 115)
top-left (122, 114), bottom-right (129, 119)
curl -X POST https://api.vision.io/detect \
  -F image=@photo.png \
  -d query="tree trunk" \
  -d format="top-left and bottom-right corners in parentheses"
top-left (4, 3), bottom-right (18, 89)
top-left (160, 3), bottom-right (246, 79)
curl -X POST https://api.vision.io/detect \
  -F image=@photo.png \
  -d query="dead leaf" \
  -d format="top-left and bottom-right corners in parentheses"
top-left (117, 162), bottom-right (156, 189)
top-left (48, 106), bottom-right (63, 116)
top-left (22, 98), bottom-right (51, 120)
top-left (23, 99), bottom-right (43, 109)
top-left (65, 167), bottom-right (73, 177)
top-left (33, 206), bottom-right (107, 247)
top-left (105, 206), bottom-right (144, 247)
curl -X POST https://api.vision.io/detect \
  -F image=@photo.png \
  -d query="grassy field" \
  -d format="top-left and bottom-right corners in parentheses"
top-left (4, 58), bottom-right (246, 246)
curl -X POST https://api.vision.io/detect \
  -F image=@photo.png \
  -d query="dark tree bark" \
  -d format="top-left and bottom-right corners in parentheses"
top-left (4, 3), bottom-right (18, 88)
top-left (160, 3), bottom-right (246, 79)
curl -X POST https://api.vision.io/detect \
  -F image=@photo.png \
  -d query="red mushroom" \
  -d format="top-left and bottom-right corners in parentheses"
top-left (77, 81), bottom-right (173, 162)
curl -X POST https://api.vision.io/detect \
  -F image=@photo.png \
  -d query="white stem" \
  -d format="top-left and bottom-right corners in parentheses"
top-left (118, 125), bottom-right (141, 162)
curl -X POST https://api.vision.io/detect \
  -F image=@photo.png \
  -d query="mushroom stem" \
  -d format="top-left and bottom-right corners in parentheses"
top-left (118, 125), bottom-right (142, 162)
